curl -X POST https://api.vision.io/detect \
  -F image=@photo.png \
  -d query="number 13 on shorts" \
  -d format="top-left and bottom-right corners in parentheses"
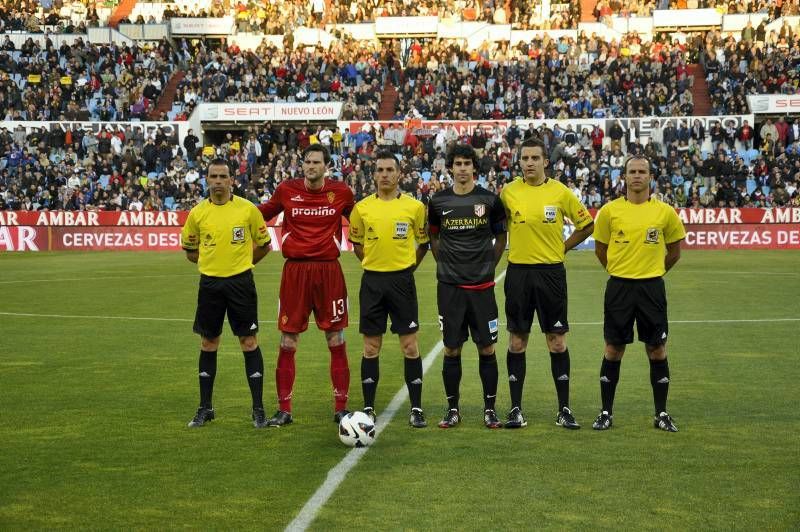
top-left (332, 298), bottom-right (347, 319)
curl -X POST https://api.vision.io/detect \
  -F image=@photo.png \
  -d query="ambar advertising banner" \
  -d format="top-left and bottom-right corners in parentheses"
top-left (2, 208), bottom-right (799, 251)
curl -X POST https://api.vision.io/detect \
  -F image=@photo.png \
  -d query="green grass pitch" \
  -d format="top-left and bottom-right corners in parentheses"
top-left (1, 250), bottom-right (798, 529)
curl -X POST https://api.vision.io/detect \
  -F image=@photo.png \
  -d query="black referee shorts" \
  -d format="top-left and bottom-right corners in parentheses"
top-left (504, 263), bottom-right (569, 334)
top-left (359, 268), bottom-right (419, 336)
top-left (603, 276), bottom-right (668, 346)
top-left (193, 270), bottom-right (259, 339)
top-left (438, 282), bottom-right (499, 349)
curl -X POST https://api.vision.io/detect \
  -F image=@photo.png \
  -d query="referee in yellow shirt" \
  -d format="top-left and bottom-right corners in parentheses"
top-left (349, 150), bottom-right (430, 428)
top-left (591, 155), bottom-right (686, 432)
top-left (181, 158), bottom-right (271, 428)
top-left (500, 136), bottom-right (594, 429)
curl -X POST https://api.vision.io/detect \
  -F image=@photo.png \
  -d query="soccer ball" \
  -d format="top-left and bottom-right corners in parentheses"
top-left (338, 411), bottom-right (376, 447)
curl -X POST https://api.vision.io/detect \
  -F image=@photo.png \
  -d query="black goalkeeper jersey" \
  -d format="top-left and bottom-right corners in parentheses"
top-left (428, 185), bottom-right (506, 286)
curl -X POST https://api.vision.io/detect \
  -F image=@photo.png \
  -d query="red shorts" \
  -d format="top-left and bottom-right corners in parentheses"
top-left (278, 260), bottom-right (348, 333)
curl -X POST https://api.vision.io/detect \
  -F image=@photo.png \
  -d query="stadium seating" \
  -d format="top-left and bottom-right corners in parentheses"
top-left (1, 1), bottom-right (799, 211)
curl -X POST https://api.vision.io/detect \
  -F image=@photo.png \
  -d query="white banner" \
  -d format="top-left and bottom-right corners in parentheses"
top-left (653, 8), bottom-right (721, 27)
top-left (198, 102), bottom-right (343, 122)
top-left (605, 115), bottom-right (754, 143)
top-left (747, 94), bottom-right (800, 114)
top-left (3, 120), bottom-right (186, 143)
top-left (721, 13), bottom-right (769, 32)
top-left (323, 23), bottom-right (376, 41)
top-left (170, 17), bottom-right (235, 35)
top-left (375, 16), bottom-right (438, 34)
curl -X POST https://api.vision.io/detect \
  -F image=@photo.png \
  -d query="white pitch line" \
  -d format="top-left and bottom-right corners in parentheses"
top-left (284, 338), bottom-right (444, 532)
top-left (1, 268), bottom-right (796, 285)
top-left (0, 272), bottom-right (278, 284)
top-left (0, 311), bottom-right (194, 322)
top-left (565, 318), bottom-right (800, 326)
top-left (0, 270), bottom-right (434, 285)
top-left (284, 269), bottom-right (507, 532)
top-left (1, 309), bottom-right (799, 328)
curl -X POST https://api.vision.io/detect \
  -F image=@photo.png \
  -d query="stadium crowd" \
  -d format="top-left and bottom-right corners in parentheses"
top-left (396, 33), bottom-right (697, 121)
top-left (2, 117), bottom-right (799, 213)
top-left (0, 36), bottom-right (176, 121)
top-left (594, 0), bottom-right (799, 20)
top-left (2, 0), bottom-right (799, 124)
top-left (118, 0), bottom-right (580, 31)
top-left (174, 36), bottom-right (394, 121)
top-left (701, 24), bottom-right (800, 116)
top-left (2, 0), bottom-right (800, 212)
top-left (0, 0), bottom-right (99, 33)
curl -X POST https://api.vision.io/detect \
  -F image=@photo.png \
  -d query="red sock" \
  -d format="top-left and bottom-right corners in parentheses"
top-left (329, 342), bottom-right (350, 412)
top-left (276, 346), bottom-right (296, 412)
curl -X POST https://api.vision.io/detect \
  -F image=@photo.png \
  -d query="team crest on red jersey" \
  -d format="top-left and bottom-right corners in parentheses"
top-left (327, 191), bottom-right (336, 204)
top-left (474, 204), bottom-right (486, 217)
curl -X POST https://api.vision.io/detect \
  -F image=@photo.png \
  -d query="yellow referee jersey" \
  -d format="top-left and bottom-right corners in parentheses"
top-left (500, 177), bottom-right (594, 264)
top-left (181, 196), bottom-right (270, 277)
top-left (349, 193), bottom-right (429, 272)
top-left (593, 197), bottom-right (686, 279)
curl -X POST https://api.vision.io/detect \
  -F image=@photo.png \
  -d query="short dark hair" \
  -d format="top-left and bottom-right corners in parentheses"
top-left (518, 136), bottom-right (547, 158)
top-left (623, 155), bottom-right (652, 174)
top-left (374, 149), bottom-right (399, 168)
top-left (302, 143), bottom-right (331, 164)
top-left (208, 157), bottom-right (229, 169)
top-left (446, 143), bottom-right (479, 170)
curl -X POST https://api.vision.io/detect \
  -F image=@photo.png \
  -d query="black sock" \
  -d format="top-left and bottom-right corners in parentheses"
top-left (649, 358), bottom-right (670, 415)
top-left (404, 357), bottom-right (423, 409)
top-left (442, 355), bottom-right (462, 410)
top-left (550, 349), bottom-right (571, 410)
top-left (198, 349), bottom-right (217, 409)
top-left (243, 347), bottom-right (264, 410)
top-left (507, 350), bottom-right (526, 409)
top-left (479, 353), bottom-right (498, 411)
top-left (361, 356), bottom-right (379, 409)
top-left (600, 357), bottom-right (621, 415)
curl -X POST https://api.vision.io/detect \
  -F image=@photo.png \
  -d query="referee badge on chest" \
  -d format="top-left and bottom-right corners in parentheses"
top-left (645, 227), bottom-right (660, 244)
top-left (543, 205), bottom-right (557, 223)
top-left (474, 203), bottom-right (486, 217)
top-left (393, 221), bottom-right (409, 239)
top-left (232, 226), bottom-right (245, 243)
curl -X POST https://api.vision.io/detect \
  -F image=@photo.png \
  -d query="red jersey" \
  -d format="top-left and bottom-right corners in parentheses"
top-left (258, 179), bottom-right (354, 261)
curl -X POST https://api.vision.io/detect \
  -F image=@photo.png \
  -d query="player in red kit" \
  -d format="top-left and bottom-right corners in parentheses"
top-left (258, 144), bottom-right (355, 426)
